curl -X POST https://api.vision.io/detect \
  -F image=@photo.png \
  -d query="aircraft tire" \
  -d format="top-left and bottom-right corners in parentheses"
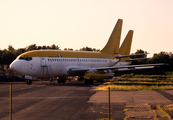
top-left (57, 77), bottom-right (66, 84)
top-left (62, 78), bottom-right (66, 84)
top-left (57, 79), bottom-right (62, 84)
top-left (84, 79), bottom-right (93, 85)
top-left (26, 80), bottom-right (32, 85)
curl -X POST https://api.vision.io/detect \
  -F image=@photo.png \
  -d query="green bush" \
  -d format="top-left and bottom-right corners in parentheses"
top-left (121, 74), bottom-right (132, 78)
top-left (134, 74), bottom-right (170, 78)
top-left (166, 71), bottom-right (173, 75)
top-left (135, 75), bottom-right (147, 78)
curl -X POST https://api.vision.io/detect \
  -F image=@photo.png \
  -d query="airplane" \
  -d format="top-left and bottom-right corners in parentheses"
top-left (114, 30), bottom-right (133, 66)
top-left (113, 30), bottom-right (157, 72)
top-left (114, 30), bottom-right (150, 66)
top-left (10, 19), bottom-right (167, 85)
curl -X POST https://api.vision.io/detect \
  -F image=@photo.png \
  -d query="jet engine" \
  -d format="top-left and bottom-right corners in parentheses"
top-left (84, 71), bottom-right (114, 80)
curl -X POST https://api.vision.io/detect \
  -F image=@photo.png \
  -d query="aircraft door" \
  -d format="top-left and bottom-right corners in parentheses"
top-left (38, 53), bottom-right (46, 66)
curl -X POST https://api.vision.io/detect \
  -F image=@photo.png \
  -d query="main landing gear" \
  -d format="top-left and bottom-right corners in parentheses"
top-left (57, 77), bottom-right (66, 84)
top-left (84, 79), bottom-right (93, 85)
top-left (77, 77), bottom-right (93, 85)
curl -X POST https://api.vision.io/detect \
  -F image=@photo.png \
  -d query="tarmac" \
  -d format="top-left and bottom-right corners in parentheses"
top-left (88, 90), bottom-right (173, 120)
top-left (0, 81), bottom-right (173, 120)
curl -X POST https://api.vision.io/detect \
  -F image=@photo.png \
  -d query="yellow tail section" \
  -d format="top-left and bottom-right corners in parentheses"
top-left (119, 30), bottom-right (133, 62)
top-left (119, 30), bottom-right (133, 55)
top-left (100, 19), bottom-right (123, 54)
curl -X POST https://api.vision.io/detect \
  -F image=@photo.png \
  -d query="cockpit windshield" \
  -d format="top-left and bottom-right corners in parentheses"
top-left (19, 56), bottom-right (32, 61)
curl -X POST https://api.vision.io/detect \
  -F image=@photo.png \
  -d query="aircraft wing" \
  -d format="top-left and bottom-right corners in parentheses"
top-left (68, 63), bottom-right (167, 74)
top-left (125, 57), bottom-right (152, 62)
top-left (114, 66), bottom-right (155, 71)
top-left (90, 63), bottom-right (167, 71)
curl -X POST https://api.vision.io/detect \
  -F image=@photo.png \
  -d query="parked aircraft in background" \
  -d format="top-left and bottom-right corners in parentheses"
top-left (10, 19), bottom-right (166, 85)
top-left (114, 30), bottom-right (133, 66)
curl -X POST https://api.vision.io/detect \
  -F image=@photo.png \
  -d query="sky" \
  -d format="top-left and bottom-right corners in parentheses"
top-left (0, 0), bottom-right (173, 57)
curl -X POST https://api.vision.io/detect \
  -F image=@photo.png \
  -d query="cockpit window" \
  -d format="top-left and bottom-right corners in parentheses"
top-left (19, 56), bottom-right (32, 61)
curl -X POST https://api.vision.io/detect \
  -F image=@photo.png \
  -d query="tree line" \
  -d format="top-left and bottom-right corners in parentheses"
top-left (0, 44), bottom-right (100, 64)
top-left (0, 44), bottom-right (172, 71)
top-left (130, 49), bottom-right (173, 71)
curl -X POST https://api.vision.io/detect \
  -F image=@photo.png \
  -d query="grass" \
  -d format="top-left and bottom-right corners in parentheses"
top-left (121, 73), bottom-right (173, 79)
top-left (94, 84), bottom-right (173, 91)
top-left (152, 110), bottom-right (159, 120)
top-left (94, 77), bottom-right (173, 91)
top-left (123, 103), bottom-right (173, 120)
top-left (156, 105), bottom-right (173, 120)
top-left (162, 104), bottom-right (173, 111)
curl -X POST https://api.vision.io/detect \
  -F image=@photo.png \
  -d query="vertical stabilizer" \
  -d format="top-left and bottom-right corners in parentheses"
top-left (119, 30), bottom-right (133, 55)
top-left (119, 30), bottom-right (133, 62)
top-left (100, 19), bottom-right (122, 54)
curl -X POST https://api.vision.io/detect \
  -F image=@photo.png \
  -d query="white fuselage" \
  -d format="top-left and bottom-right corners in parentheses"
top-left (113, 61), bottom-right (131, 66)
top-left (10, 57), bottom-right (119, 78)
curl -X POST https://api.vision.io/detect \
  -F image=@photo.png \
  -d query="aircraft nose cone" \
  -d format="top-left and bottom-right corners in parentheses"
top-left (10, 61), bottom-right (21, 73)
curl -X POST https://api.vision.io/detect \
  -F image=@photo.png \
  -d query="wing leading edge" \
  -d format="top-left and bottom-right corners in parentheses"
top-left (68, 63), bottom-right (168, 74)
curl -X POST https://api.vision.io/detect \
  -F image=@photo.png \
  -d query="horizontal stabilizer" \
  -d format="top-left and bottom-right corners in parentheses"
top-left (126, 57), bottom-right (152, 62)
top-left (116, 52), bottom-right (149, 59)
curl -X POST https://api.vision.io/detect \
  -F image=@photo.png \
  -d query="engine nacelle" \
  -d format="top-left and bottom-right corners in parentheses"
top-left (84, 71), bottom-right (114, 80)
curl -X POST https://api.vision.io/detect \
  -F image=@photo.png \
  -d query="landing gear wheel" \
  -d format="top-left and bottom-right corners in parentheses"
top-left (62, 78), bottom-right (66, 84)
top-left (57, 77), bottom-right (66, 84)
top-left (84, 79), bottom-right (93, 85)
top-left (57, 79), bottom-right (62, 84)
top-left (26, 80), bottom-right (32, 85)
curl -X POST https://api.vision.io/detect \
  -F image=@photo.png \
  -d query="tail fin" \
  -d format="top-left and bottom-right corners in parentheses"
top-left (119, 30), bottom-right (133, 62)
top-left (119, 30), bottom-right (133, 55)
top-left (100, 19), bottom-right (122, 54)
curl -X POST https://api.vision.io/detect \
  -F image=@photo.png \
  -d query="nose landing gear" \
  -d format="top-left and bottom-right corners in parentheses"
top-left (26, 80), bottom-right (32, 85)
